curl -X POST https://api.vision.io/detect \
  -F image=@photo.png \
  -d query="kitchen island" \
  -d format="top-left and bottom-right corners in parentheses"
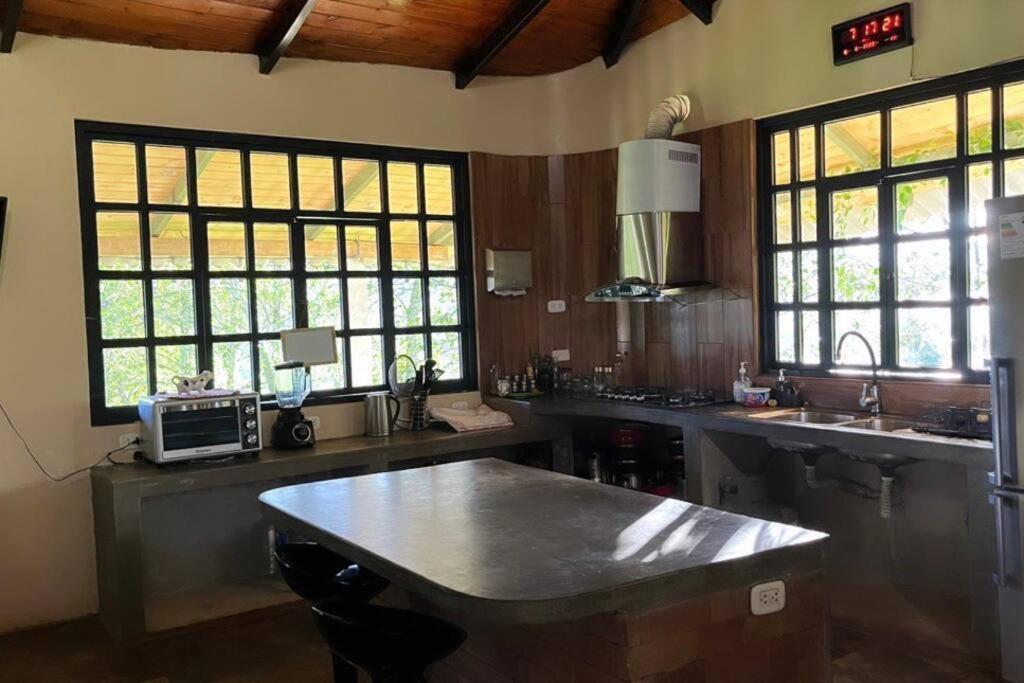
top-left (260, 458), bottom-right (830, 681)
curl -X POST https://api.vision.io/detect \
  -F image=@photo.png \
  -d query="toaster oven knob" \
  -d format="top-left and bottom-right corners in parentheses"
top-left (245, 419), bottom-right (257, 430)
top-left (246, 434), bottom-right (258, 446)
top-left (243, 403), bottom-right (257, 416)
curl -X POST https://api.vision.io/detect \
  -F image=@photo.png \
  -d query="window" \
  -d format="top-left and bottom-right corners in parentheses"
top-left (758, 62), bottom-right (1024, 383)
top-left (77, 122), bottom-right (475, 425)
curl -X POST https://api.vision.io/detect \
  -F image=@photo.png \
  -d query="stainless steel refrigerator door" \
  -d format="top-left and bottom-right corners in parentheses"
top-left (987, 197), bottom-right (1024, 491)
top-left (993, 488), bottom-right (1024, 682)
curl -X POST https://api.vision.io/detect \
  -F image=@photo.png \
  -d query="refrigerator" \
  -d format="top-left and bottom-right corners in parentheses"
top-left (987, 196), bottom-right (1024, 683)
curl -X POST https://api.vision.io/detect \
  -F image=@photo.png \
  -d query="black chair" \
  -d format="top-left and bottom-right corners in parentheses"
top-left (273, 542), bottom-right (389, 604)
top-left (312, 600), bottom-right (467, 683)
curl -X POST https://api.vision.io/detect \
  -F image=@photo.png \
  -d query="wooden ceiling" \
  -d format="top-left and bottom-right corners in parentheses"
top-left (2, 0), bottom-right (712, 87)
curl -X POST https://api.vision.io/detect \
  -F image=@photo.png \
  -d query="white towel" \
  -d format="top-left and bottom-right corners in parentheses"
top-left (429, 403), bottom-right (514, 432)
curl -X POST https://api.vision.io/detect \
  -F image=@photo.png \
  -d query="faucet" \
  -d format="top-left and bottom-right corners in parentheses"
top-left (835, 331), bottom-right (881, 416)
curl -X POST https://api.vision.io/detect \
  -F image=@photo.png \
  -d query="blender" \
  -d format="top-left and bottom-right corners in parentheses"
top-left (270, 361), bottom-right (315, 449)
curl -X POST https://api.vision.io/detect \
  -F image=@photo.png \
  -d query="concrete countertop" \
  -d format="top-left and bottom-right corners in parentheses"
top-left (524, 396), bottom-right (993, 470)
top-left (260, 458), bottom-right (828, 624)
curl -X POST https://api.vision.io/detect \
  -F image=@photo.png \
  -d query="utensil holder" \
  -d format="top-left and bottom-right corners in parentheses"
top-left (410, 391), bottom-right (430, 432)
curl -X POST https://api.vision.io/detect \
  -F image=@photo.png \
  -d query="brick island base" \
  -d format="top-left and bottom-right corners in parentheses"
top-left (416, 571), bottom-right (829, 683)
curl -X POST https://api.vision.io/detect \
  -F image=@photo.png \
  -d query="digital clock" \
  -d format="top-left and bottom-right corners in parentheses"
top-left (832, 4), bottom-right (913, 65)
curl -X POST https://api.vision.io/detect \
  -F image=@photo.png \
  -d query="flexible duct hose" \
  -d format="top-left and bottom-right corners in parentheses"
top-left (644, 95), bottom-right (692, 140)
top-left (880, 476), bottom-right (895, 519)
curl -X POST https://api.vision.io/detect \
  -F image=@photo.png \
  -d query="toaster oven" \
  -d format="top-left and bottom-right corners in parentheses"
top-left (139, 393), bottom-right (262, 464)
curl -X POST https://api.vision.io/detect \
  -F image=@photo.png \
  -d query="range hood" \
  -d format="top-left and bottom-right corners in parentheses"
top-left (586, 95), bottom-right (708, 303)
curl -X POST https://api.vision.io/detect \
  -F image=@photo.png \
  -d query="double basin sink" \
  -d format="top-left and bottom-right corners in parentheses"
top-left (742, 409), bottom-right (918, 469)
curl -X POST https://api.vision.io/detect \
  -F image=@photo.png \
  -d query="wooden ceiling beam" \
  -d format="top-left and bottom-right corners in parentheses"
top-left (603, 0), bottom-right (648, 68)
top-left (1, 0), bottom-right (24, 54)
top-left (678, 0), bottom-right (713, 25)
top-left (257, 0), bottom-right (319, 75)
top-left (454, 0), bottom-right (551, 90)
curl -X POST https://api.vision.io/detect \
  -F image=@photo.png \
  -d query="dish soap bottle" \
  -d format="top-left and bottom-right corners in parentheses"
top-left (732, 361), bottom-right (751, 404)
top-left (775, 368), bottom-right (799, 407)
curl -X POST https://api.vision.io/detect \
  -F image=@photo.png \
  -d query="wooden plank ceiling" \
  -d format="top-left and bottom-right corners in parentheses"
top-left (13, 0), bottom-right (693, 79)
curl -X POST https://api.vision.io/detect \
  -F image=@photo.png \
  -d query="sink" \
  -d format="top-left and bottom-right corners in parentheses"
top-left (841, 417), bottom-right (914, 433)
top-left (763, 411), bottom-right (861, 424)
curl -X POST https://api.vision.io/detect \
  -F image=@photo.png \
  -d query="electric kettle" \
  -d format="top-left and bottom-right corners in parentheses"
top-left (364, 391), bottom-right (401, 437)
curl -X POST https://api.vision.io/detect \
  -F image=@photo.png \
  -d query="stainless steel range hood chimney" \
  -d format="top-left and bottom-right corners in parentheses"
top-left (586, 95), bottom-right (707, 303)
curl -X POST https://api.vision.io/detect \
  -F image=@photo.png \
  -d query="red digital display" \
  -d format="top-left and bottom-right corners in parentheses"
top-left (832, 4), bottom-right (913, 65)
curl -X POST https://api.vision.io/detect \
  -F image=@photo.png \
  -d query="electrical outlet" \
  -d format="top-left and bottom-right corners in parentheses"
top-left (750, 581), bottom-right (786, 616)
top-left (119, 433), bottom-right (140, 449)
top-left (309, 416), bottom-right (321, 432)
top-left (552, 349), bottom-right (570, 362)
top-left (451, 401), bottom-right (469, 410)
top-left (547, 299), bottom-right (567, 313)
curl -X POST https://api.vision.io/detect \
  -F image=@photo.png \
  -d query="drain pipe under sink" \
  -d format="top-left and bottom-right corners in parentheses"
top-left (803, 464), bottom-right (897, 519)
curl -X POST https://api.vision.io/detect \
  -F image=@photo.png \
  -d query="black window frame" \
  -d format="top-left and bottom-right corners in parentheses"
top-left (758, 59), bottom-right (1024, 385)
top-left (76, 120), bottom-right (477, 426)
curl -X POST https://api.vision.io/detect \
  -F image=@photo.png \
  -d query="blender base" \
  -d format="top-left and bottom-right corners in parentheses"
top-left (271, 408), bottom-right (315, 449)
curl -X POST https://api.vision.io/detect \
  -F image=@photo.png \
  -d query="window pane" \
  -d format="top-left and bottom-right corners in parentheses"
top-left (897, 239), bottom-right (951, 301)
top-left (776, 311), bottom-right (795, 363)
top-left (210, 278), bottom-right (251, 335)
top-left (250, 152), bottom-right (292, 209)
top-left (311, 339), bottom-right (346, 391)
top-left (388, 162), bottom-right (419, 213)
top-left (347, 277), bottom-right (381, 329)
top-left (800, 249), bottom-right (818, 303)
top-left (155, 344), bottom-right (197, 394)
top-left (213, 341), bottom-right (253, 393)
top-left (799, 189), bottom-right (817, 242)
top-left (393, 278), bottom-right (424, 328)
top-left (801, 311), bottom-right (820, 364)
top-left (834, 309), bottom-right (881, 365)
top-left (152, 279), bottom-right (196, 337)
top-left (832, 244), bottom-right (880, 302)
top-left (196, 148), bottom-right (243, 207)
top-left (890, 96), bottom-right (957, 166)
top-left (824, 113), bottom-right (881, 176)
top-left (97, 211), bottom-right (141, 271)
top-left (898, 307), bottom-right (952, 368)
top-left (255, 278), bottom-right (294, 333)
top-left (305, 224), bottom-right (339, 272)
top-left (968, 163), bottom-right (994, 228)
top-left (431, 332), bottom-right (463, 380)
top-left (342, 159), bottom-right (382, 212)
top-left (351, 336), bottom-right (384, 386)
top-left (426, 221), bottom-right (457, 270)
top-left (396, 334), bottom-right (426, 365)
top-left (149, 213), bottom-right (192, 270)
top-left (92, 141), bottom-right (138, 203)
top-left (429, 278), bottom-right (460, 325)
top-left (254, 223), bottom-right (291, 271)
top-left (970, 305), bottom-right (991, 371)
top-left (345, 225), bottom-right (379, 271)
top-left (969, 234), bottom-right (988, 299)
top-left (775, 252), bottom-right (794, 303)
top-left (1003, 82), bottom-right (1024, 150)
top-left (208, 222), bottom-right (247, 271)
top-left (798, 126), bottom-right (815, 181)
top-left (103, 347), bottom-right (148, 407)
top-left (391, 220), bottom-right (422, 270)
top-left (424, 165), bottom-right (455, 215)
top-left (1004, 157), bottom-right (1024, 197)
top-left (831, 186), bottom-right (878, 239)
top-left (772, 131), bottom-right (791, 185)
top-left (895, 177), bottom-right (949, 235)
top-left (100, 280), bottom-right (146, 339)
top-left (297, 155), bottom-right (336, 211)
top-left (967, 89), bottom-right (993, 155)
top-left (774, 192), bottom-right (792, 245)
top-left (145, 145), bottom-right (188, 205)
top-left (307, 277), bottom-right (343, 330)
top-left (257, 339), bottom-right (284, 395)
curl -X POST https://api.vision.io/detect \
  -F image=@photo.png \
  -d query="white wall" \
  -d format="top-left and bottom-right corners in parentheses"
top-left (2, 0), bottom-right (1024, 633)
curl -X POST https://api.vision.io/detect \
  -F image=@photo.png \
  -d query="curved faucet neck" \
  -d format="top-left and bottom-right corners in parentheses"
top-left (835, 331), bottom-right (879, 385)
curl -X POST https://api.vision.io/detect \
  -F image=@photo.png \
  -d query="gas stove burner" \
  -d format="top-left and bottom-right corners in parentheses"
top-left (590, 386), bottom-right (719, 408)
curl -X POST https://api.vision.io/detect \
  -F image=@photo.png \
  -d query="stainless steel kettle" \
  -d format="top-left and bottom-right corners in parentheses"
top-left (364, 391), bottom-right (400, 437)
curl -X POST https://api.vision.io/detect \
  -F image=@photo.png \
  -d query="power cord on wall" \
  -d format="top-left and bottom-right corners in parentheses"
top-left (0, 399), bottom-right (139, 483)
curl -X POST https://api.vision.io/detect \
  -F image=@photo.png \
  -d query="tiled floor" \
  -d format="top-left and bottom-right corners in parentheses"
top-left (0, 604), bottom-right (1003, 682)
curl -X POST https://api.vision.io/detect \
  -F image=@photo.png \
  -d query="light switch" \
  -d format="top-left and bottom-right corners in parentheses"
top-left (547, 300), bottom-right (567, 313)
top-left (552, 349), bottom-right (570, 362)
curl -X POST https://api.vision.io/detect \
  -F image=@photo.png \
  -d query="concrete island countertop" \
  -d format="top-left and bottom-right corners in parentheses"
top-left (260, 458), bottom-right (828, 624)
top-left (522, 396), bottom-right (993, 470)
